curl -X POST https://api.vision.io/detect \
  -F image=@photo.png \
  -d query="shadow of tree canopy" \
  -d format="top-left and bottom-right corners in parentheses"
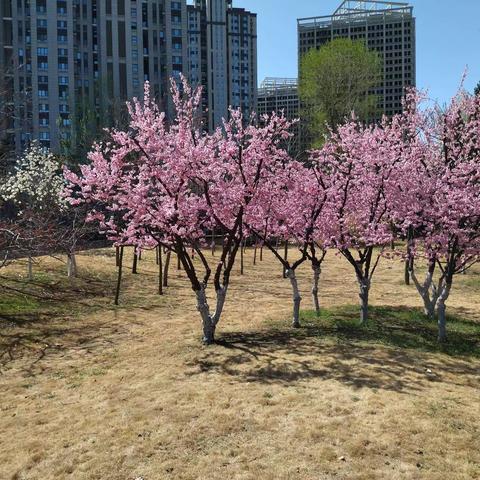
top-left (0, 267), bottom-right (126, 375)
top-left (0, 316), bottom-right (125, 377)
top-left (300, 305), bottom-right (480, 358)
top-left (185, 306), bottom-right (480, 394)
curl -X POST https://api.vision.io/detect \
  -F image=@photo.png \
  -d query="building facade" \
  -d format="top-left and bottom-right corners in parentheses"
top-left (257, 77), bottom-right (299, 157)
top-left (298, 0), bottom-right (416, 119)
top-left (3, 0), bottom-right (249, 153)
top-left (0, 0), bottom-right (190, 152)
top-left (187, 0), bottom-right (257, 131)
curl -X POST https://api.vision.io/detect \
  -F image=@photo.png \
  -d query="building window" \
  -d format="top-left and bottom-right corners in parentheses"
top-left (36, 0), bottom-right (47, 14)
top-left (57, 20), bottom-right (68, 42)
top-left (57, 1), bottom-right (67, 15)
top-left (59, 85), bottom-right (69, 99)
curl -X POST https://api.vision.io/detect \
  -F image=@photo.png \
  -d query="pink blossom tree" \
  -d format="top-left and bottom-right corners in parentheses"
top-left (65, 78), bottom-right (293, 344)
top-left (245, 160), bottom-right (330, 326)
top-left (314, 115), bottom-right (408, 325)
top-left (392, 90), bottom-right (480, 342)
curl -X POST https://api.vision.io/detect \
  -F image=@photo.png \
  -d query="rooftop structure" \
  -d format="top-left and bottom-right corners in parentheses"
top-left (258, 77), bottom-right (298, 96)
top-left (298, 1), bottom-right (414, 29)
top-left (257, 77), bottom-right (299, 157)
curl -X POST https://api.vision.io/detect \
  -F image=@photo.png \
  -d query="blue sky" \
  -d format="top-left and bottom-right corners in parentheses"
top-left (239, 0), bottom-right (480, 105)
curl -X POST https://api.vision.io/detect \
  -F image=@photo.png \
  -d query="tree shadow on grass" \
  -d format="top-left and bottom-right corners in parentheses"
top-left (300, 305), bottom-right (480, 358)
top-left (0, 269), bottom-right (128, 375)
top-left (0, 316), bottom-right (125, 376)
top-left (186, 306), bottom-right (480, 393)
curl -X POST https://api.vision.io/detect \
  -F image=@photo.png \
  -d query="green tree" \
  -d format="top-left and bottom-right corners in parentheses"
top-left (299, 38), bottom-right (382, 147)
top-left (474, 81), bottom-right (480, 97)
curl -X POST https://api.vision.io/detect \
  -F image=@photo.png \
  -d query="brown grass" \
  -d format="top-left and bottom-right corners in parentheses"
top-left (0, 247), bottom-right (479, 480)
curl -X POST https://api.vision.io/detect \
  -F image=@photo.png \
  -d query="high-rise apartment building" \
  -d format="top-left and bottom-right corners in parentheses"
top-left (257, 77), bottom-right (299, 156)
top-left (187, 0), bottom-right (257, 130)
top-left (298, 1), bottom-right (416, 118)
top-left (0, 0), bottom-right (189, 152)
top-left (1, 0), bottom-right (79, 151)
top-left (95, 1), bottom-right (189, 123)
top-left (3, 0), bottom-right (244, 153)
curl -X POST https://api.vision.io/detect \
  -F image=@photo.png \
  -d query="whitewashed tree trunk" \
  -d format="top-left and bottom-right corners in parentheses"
top-left (357, 276), bottom-right (370, 325)
top-left (213, 286), bottom-right (227, 325)
top-left (195, 286), bottom-right (228, 344)
top-left (196, 288), bottom-right (214, 344)
top-left (286, 269), bottom-right (302, 328)
top-left (410, 268), bottom-right (436, 318)
top-left (437, 283), bottom-right (451, 343)
top-left (67, 252), bottom-right (77, 278)
top-left (27, 255), bottom-right (33, 280)
top-left (311, 264), bottom-right (321, 316)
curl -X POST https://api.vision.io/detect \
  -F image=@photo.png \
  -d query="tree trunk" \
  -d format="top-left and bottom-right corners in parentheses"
top-left (214, 286), bottom-right (227, 326)
top-left (158, 246), bottom-right (163, 295)
top-left (163, 250), bottom-right (171, 287)
top-left (177, 253), bottom-right (181, 270)
top-left (283, 241), bottom-right (289, 279)
top-left (114, 246), bottom-right (124, 305)
top-left (260, 243), bottom-right (263, 262)
top-left (404, 230), bottom-right (414, 285)
top-left (253, 241), bottom-right (257, 265)
top-left (404, 259), bottom-right (410, 285)
top-left (286, 269), bottom-right (301, 328)
top-left (240, 240), bottom-right (244, 275)
top-left (424, 298), bottom-right (435, 320)
top-left (116, 246), bottom-right (120, 267)
top-left (67, 252), bottom-right (77, 278)
top-left (357, 276), bottom-right (370, 325)
top-left (132, 248), bottom-right (138, 274)
top-left (410, 267), bottom-right (436, 319)
top-left (311, 263), bottom-right (321, 317)
top-left (437, 284), bottom-right (451, 343)
top-left (196, 287), bottom-right (215, 344)
top-left (27, 255), bottom-right (33, 280)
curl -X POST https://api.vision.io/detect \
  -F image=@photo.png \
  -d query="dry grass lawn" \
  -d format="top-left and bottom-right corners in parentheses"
top-left (0, 247), bottom-right (479, 480)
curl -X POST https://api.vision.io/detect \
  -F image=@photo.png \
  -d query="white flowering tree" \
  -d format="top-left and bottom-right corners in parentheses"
top-left (1, 142), bottom-right (65, 212)
top-left (0, 142), bottom-right (81, 278)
